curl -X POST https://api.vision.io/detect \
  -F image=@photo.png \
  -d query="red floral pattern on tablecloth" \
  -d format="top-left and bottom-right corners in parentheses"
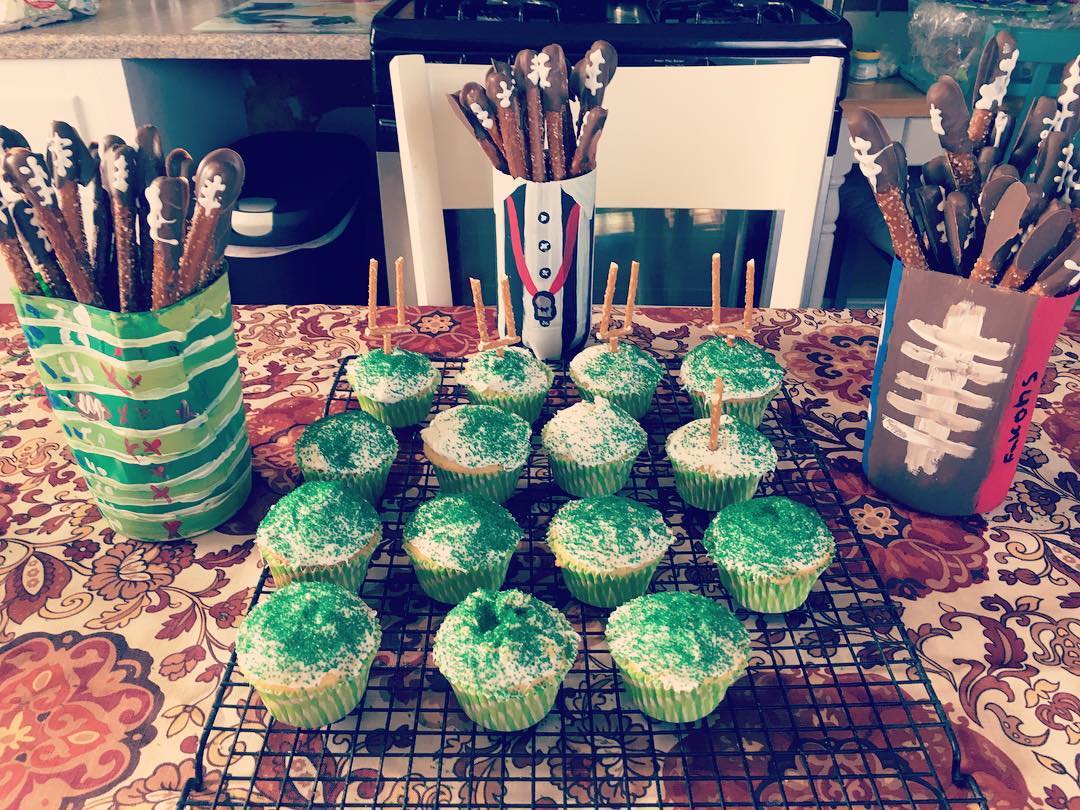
top-left (0, 303), bottom-right (1076, 809)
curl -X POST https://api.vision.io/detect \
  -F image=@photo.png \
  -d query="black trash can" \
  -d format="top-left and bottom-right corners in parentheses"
top-left (224, 131), bottom-right (374, 304)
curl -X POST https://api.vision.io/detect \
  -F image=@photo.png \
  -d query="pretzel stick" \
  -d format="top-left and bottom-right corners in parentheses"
top-left (598, 261), bottom-right (618, 338)
top-left (470, 276), bottom-right (489, 345)
top-left (708, 256), bottom-right (754, 346)
top-left (366, 257), bottom-right (410, 354)
top-left (470, 275), bottom-right (520, 356)
top-left (10, 198), bottom-right (72, 299)
top-left (710, 253), bottom-right (721, 328)
top-left (0, 203), bottom-right (40, 294)
top-left (708, 377), bottom-right (724, 451)
top-left (500, 274), bottom-right (517, 342)
top-left (367, 257), bottom-right (379, 337)
top-left (743, 258), bottom-right (756, 332)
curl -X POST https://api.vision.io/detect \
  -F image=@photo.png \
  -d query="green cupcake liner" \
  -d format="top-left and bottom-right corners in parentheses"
top-left (411, 554), bottom-right (513, 604)
top-left (614, 662), bottom-right (745, 723)
top-left (352, 385), bottom-right (436, 429)
top-left (262, 534), bottom-right (381, 593)
top-left (570, 371), bottom-right (656, 421)
top-left (255, 661), bottom-right (375, 728)
top-left (449, 677), bottom-right (562, 731)
top-left (431, 463), bottom-right (524, 503)
top-left (689, 387), bottom-right (778, 428)
top-left (548, 454), bottom-right (635, 498)
top-left (464, 386), bottom-right (548, 423)
top-left (297, 454), bottom-right (394, 505)
top-left (670, 462), bottom-right (762, 511)
top-left (559, 560), bottom-right (661, 608)
top-left (715, 563), bottom-right (829, 613)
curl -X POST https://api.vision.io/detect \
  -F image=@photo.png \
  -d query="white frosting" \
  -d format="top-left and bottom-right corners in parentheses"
top-left (468, 101), bottom-right (495, 131)
top-left (849, 135), bottom-right (884, 192)
top-left (992, 111), bottom-right (1009, 148)
top-left (974, 48), bottom-right (1019, 111)
top-left (17, 155), bottom-right (56, 207)
top-left (46, 131), bottom-right (73, 180)
top-left (496, 79), bottom-right (514, 109)
top-left (458, 346), bottom-right (552, 396)
top-left (144, 184), bottom-right (179, 245)
top-left (108, 153), bottom-right (129, 194)
top-left (665, 416), bottom-right (777, 477)
top-left (528, 52), bottom-right (552, 88)
top-left (197, 174), bottom-right (226, 213)
top-left (584, 48), bottom-right (606, 94)
top-left (541, 397), bottom-right (646, 465)
top-left (1052, 56), bottom-right (1080, 133)
top-left (929, 104), bottom-right (945, 136)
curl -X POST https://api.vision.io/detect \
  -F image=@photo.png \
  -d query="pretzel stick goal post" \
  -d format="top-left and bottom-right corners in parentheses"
top-left (470, 275), bottom-right (521, 356)
top-left (708, 255), bottom-right (755, 347)
top-left (708, 376), bottom-right (725, 451)
top-left (597, 260), bottom-right (639, 352)
top-left (366, 257), bottom-right (411, 354)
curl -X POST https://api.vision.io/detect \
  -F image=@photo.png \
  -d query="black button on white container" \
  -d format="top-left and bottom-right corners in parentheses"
top-left (539, 267), bottom-right (552, 279)
top-left (538, 240), bottom-right (551, 252)
top-left (538, 211), bottom-right (550, 223)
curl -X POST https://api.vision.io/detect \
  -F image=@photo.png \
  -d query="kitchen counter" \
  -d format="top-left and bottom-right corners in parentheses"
top-left (0, 0), bottom-right (372, 60)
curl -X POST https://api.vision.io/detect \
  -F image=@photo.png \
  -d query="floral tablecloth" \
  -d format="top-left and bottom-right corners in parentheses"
top-left (0, 303), bottom-right (1076, 810)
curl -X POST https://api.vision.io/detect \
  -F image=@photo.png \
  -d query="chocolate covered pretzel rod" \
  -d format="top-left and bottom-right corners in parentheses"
top-left (540, 44), bottom-right (571, 181)
top-left (570, 106), bottom-right (607, 177)
top-left (1033, 131), bottom-right (1070, 200)
top-left (514, 50), bottom-right (547, 181)
top-left (921, 155), bottom-right (955, 194)
top-left (9, 199), bottom-right (71, 298)
top-left (928, 77), bottom-right (981, 198)
top-left (447, 91), bottom-right (507, 173)
top-left (0, 126), bottom-right (28, 152)
top-left (165, 147), bottom-right (196, 224)
top-left (145, 176), bottom-right (188, 309)
top-left (136, 125), bottom-right (165, 306)
top-left (102, 144), bottom-right (141, 312)
top-left (968, 31), bottom-right (1019, 148)
top-left (970, 178), bottom-right (1027, 284)
top-left (4, 148), bottom-right (100, 306)
top-left (485, 62), bottom-right (528, 179)
top-left (570, 40), bottom-right (617, 137)
top-left (977, 111), bottom-right (1013, 178)
top-left (999, 206), bottom-right (1071, 290)
top-left (908, 184), bottom-right (950, 270)
top-left (1052, 55), bottom-right (1080, 140)
top-left (1009, 96), bottom-right (1057, 174)
top-left (1028, 236), bottom-right (1080, 296)
top-left (847, 107), bottom-right (928, 272)
top-left (943, 191), bottom-right (975, 275)
top-left (45, 122), bottom-right (92, 267)
top-left (178, 148), bottom-right (244, 298)
top-left (0, 202), bottom-right (40, 294)
top-left (87, 144), bottom-right (114, 303)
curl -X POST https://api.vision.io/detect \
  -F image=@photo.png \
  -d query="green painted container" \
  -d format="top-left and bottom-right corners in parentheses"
top-left (13, 275), bottom-right (252, 541)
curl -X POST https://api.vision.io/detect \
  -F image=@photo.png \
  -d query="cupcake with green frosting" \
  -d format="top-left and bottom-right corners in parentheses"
top-left (665, 414), bottom-right (776, 511)
top-left (704, 496), bottom-right (835, 613)
top-left (421, 404), bottom-right (530, 503)
top-left (403, 494), bottom-right (521, 603)
top-left (236, 580), bottom-right (382, 728)
top-left (295, 410), bottom-right (398, 503)
top-left (605, 591), bottom-right (750, 723)
top-left (547, 496), bottom-right (673, 607)
top-left (256, 480), bottom-right (382, 592)
top-left (541, 397), bottom-right (646, 497)
top-left (345, 347), bottom-right (439, 428)
top-left (569, 342), bottom-right (663, 420)
top-left (433, 589), bottom-right (580, 731)
top-left (458, 346), bottom-right (553, 423)
top-left (679, 337), bottom-right (783, 427)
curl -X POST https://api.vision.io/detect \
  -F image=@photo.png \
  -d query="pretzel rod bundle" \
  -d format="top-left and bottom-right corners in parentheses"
top-left (848, 39), bottom-right (1080, 297)
top-left (707, 254), bottom-right (756, 346)
top-left (452, 41), bottom-right (617, 182)
top-left (469, 275), bottom-right (520, 357)
top-left (366, 257), bottom-right (411, 355)
top-left (597, 260), bottom-right (639, 352)
top-left (0, 121), bottom-right (246, 313)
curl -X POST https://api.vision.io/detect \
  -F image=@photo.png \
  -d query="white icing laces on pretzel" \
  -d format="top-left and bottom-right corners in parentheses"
top-left (849, 136), bottom-right (885, 192)
top-left (992, 111), bottom-right (1009, 148)
top-left (528, 52), bottom-right (551, 89)
top-left (46, 132), bottom-right (74, 180)
top-left (975, 49), bottom-right (1020, 111)
top-left (197, 174), bottom-right (226, 213)
top-left (929, 105), bottom-right (945, 136)
top-left (496, 80), bottom-right (514, 108)
top-left (1051, 56), bottom-right (1080, 133)
top-left (108, 152), bottom-right (130, 194)
top-left (469, 101), bottom-right (494, 130)
top-left (584, 48), bottom-right (606, 94)
top-left (17, 155), bottom-right (56, 207)
top-left (144, 184), bottom-right (179, 245)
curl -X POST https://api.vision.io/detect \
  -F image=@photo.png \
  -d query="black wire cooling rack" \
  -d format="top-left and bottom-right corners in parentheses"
top-left (179, 353), bottom-right (988, 810)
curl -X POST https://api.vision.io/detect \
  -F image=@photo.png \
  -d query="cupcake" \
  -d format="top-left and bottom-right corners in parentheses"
top-left (569, 342), bottom-right (663, 420)
top-left (703, 496), bottom-right (835, 613)
top-left (421, 404), bottom-right (530, 503)
top-left (541, 397), bottom-right (646, 497)
top-left (605, 590), bottom-right (750, 723)
top-left (256, 480), bottom-right (382, 592)
top-left (665, 414), bottom-right (776, 511)
top-left (345, 347), bottom-right (439, 428)
top-left (547, 496), bottom-right (673, 608)
top-left (458, 345), bottom-right (553, 422)
top-left (403, 494), bottom-right (521, 603)
top-left (294, 410), bottom-right (398, 503)
top-left (433, 589), bottom-right (580, 731)
top-left (679, 337), bottom-right (783, 427)
top-left (236, 580), bottom-right (382, 728)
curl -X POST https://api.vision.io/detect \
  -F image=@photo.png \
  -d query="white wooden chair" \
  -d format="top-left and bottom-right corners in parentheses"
top-left (389, 54), bottom-right (843, 307)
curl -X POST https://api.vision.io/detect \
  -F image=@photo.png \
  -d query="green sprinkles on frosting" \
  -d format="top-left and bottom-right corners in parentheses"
top-left (236, 580), bottom-right (381, 690)
top-left (295, 410), bottom-right (398, 476)
top-left (459, 346), bottom-right (553, 396)
top-left (605, 591), bottom-right (750, 692)
top-left (665, 416), bottom-right (776, 476)
top-left (433, 589), bottom-right (580, 700)
top-left (404, 494), bottom-right (521, 572)
top-left (679, 337), bottom-right (783, 400)
top-left (257, 480), bottom-right (382, 567)
top-left (346, 348), bottom-right (438, 404)
top-left (421, 404), bottom-right (530, 471)
top-left (542, 397), bottom-right (647, 465)
top-left (548, 496), bottom-right (672, 573)
top-left (570, 343), bottom-right (663, 397)
top-left (704, 496), bottom-right (835, 578)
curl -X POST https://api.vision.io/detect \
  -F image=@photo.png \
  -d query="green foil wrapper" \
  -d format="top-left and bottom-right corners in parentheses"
top-left (670, 461), bottom-right (762, 512)
top-left (254, 658), bottom-right (376, 728)
top-left (449, 677), bottom-right (562, 732)
top-left (548, 454), bottom-right (635, 498)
